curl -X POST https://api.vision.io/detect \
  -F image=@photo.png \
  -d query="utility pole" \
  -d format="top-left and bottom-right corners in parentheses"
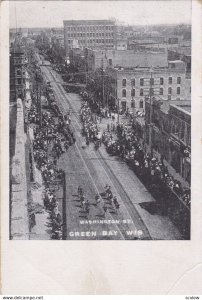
top-left (85, 62), bottom-right (88, 86)
top-left (148, 72), bottom-right (153, 154)
top-left (117, 98), bottom-right (120, 124)
top-left (101, 52), bottom-right (104, 108)
top-left (132, 94), bottom-right (135, 125)
top-left (35, 69), bottom-right (42, 128)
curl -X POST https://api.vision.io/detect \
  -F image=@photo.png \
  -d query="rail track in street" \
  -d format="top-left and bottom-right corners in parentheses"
top-left (41, 65), bottom-right (152, 240)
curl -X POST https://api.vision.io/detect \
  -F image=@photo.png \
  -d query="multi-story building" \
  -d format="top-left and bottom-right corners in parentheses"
top-left (145, 99), bottom-right (191, 185)
top-left (168, 46), bottom-right (191, 75)
top-left (106, 60), bottom-right (191, 113)
top-left (106, 49), bottom-right (168, 68)
top-left (10, 33), bottom-right (27, 102)
top-left (63, 20), bottom-right (116, 53)
top-left (81, 47), bottom-right (168, 73)
top-left (51, 28), bottom-right (65, 48)
top-left (69, 47), bottom-right (86, 72)
top-left (84, 47), bottom-right (108, 72)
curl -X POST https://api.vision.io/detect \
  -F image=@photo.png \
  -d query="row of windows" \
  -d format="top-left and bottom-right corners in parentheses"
top-left (129, 99), bottom-right (144, 109)
top-left (122, 77), bottom-right (182, 87)
top-left (66, 25), bottom-right (114, 31)
top-left (16, 69), bottom-right (25, 76)
top-left (16, 78), bottom-right (25, 85)
top-left (13, 58), bottom-right (25, 65)
top-left (68, 39), bottom-right (114, 44)
top-left (67, 32), bottom-right (114, 38)
top-left (122, 87), bottom-right (181, 97)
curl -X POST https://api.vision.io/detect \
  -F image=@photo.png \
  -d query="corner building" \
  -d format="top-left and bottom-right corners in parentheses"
top-left (107, 60), bottom-right (191, 113)
top-left (63, 20), bottom-right (116, 53)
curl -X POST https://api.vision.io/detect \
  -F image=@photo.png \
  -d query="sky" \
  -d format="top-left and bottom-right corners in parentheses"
top-left (10, 0), bottom-right (192, 28)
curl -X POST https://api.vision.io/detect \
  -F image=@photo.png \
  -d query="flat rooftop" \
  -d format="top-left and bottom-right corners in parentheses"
top-left (146, 99), bottom-right (191, 115)
top-left (175, 104), bottom-right (191, 113)
top-left (64, 20), bottom-right (115, 24)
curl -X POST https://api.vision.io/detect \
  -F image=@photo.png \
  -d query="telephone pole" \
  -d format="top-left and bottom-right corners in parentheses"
top-left (101, 52), bottom-right (104, 108)
top-left (148, 72), bottom-right (153, 154)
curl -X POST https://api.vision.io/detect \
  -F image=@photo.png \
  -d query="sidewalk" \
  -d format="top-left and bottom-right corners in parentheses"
top-left (29, 168), bottom-right (51, 240)
top-left (98, 112), bottom-right (189, 190)
top-left (152, 148), bottom-right (189, 189)
top-left (85, 112), bottom-right (182, 239)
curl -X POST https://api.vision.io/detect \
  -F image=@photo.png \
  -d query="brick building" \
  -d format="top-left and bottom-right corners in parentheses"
top-left (106, 60), bottom-right (191, 113)
top-left (63, 20), bottom-right (116, 53)
top-left (10, 33), bottom-right (27, 103)
top-left (145, 99), bottom-right (191, 185)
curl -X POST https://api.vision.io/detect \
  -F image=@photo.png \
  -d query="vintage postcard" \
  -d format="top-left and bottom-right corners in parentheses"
top-left (8, 0), bottom-right (193, 241)
top-left (1, 0), bottom-right (202, 295)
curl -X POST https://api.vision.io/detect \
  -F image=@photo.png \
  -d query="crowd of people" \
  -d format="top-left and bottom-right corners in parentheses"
top-left (76, 184), bottom-right (120, 218)
top-left (80, 102), bottom-right (102, 149)
top-left (104, 124), bottom-right (191, 208)
top-left (80, 100), bottom-right (191, 209)
top-left (28, 85), bottom-right (75, 239)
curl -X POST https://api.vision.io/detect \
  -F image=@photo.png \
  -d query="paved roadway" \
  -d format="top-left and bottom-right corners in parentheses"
top-left (40, 63), bottom-right (182, 240)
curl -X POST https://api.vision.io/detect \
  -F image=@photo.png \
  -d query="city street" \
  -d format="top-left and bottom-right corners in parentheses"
top-left (40, 63), bottom-right (182, 240)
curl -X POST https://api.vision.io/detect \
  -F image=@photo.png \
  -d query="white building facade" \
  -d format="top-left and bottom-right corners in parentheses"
top-left (107, 60), bottom-right (191, 113)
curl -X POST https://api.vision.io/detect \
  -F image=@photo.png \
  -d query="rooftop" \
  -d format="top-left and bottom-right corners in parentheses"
top-left (171, 102), bottom-right (191, 114)
top-left (111, 62), bottom-right (185, 73)
top-left (146, 99), bottom-right (191, 115)
top-left (64, 20), bottom-right (115, 25)
top-left (168, 47), bottom-right (191, 56)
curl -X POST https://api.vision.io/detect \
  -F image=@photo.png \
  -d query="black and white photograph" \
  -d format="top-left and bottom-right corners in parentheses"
top-left (9, 0), bottom-right (192, 241)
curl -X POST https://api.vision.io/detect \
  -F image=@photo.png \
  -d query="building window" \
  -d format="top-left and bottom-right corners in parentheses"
top-left (177, 87), bottom-right (181, 95)
top-left (131, 100), bottom-right (135, 108)
top-left (169, 77), bottom-right (172, 84)
top-left (108, 59), bottom-right (112, 66)
top-left (16, 69), bottom-right (21, 76)
top-left (122, 79), bottom-right (126, 87)
top-left (177, 77), bottom-right (181, 84)
top-left (168, 87), bottom-right (172, 94)
top-left (17, 78), bottom-right (21, 85)
top-left (139, 100), bottom-right (144, 108)
top-left (131, 89), bottom-right (135, 97)
top-left (160, 77), bottom-right (164, 85)
top-left (140, 78), bottom-right (144, 86)
top-left (160, 88), bottom-right (163, 95)
top-left (140, 88), bottom-right (144, 96)
top-left (150, 78), bottom-right (154, 85)
top-left (131, 78), bottom-right (135, 86)
top-left (122, 89), bottom-right (126, 97)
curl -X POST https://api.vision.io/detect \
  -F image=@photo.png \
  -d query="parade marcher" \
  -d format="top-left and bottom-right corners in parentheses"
top-left (113, 196), bottom-right (120, 211)
top-left (95, 193), bottom-right (101, 206)
top-left (84, 199), bottom-right (90, 214)
top-left (103, 205), bottom-right (108, 218)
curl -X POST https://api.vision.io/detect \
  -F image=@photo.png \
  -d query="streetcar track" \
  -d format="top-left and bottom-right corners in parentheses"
top-left (43, 66), bottom-right (152, 239)
top-left (43, 66), bottom-right (126, 240)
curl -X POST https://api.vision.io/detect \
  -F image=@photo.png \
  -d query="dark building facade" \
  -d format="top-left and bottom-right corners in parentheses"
top-left (10, 33), bottom-right (26, 102)
top-left (64, 20), bottom-right (116, 53)
top-left (145, 99), bottom-right (191, 185)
